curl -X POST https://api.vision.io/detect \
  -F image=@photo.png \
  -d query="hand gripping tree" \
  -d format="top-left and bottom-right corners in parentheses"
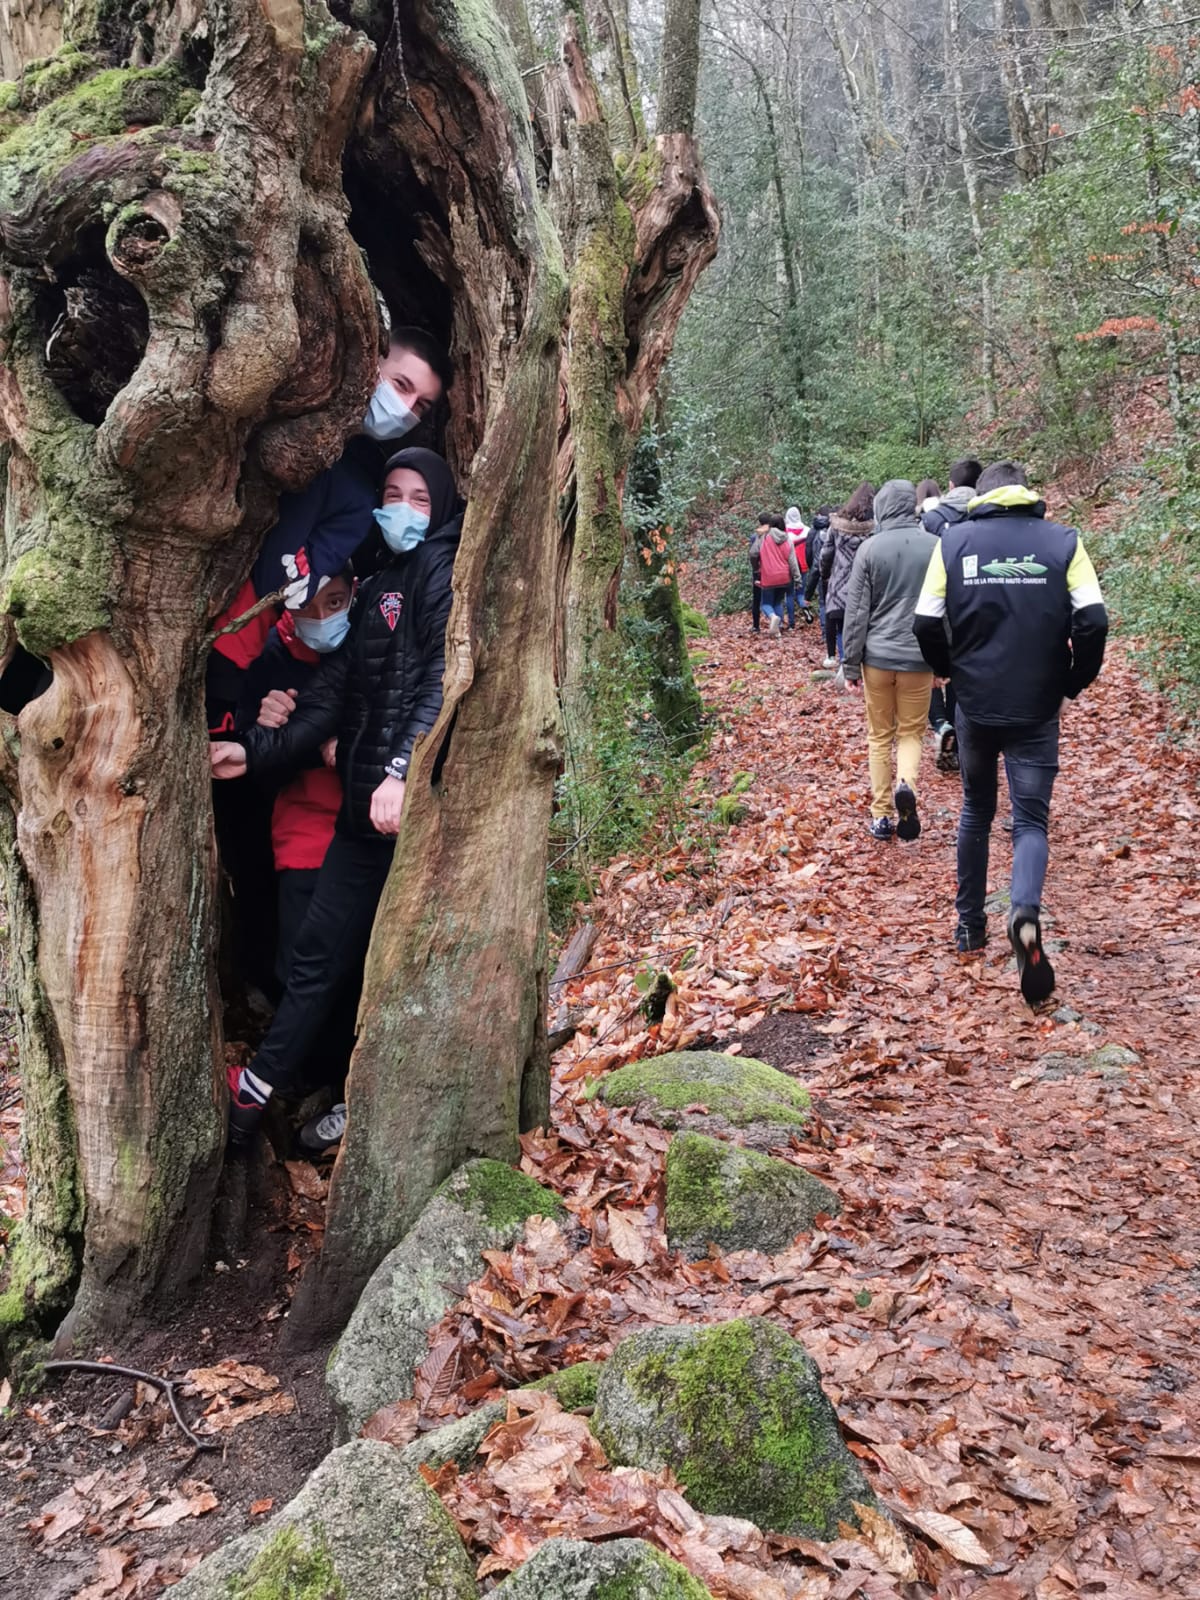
top-left (0, 0), bottom-right (715, 1356)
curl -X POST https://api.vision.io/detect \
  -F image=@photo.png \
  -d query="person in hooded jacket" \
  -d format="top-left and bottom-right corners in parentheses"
top-left (819, 482), bottom-right (875, 666)
top-left (757, 515), bottom-right (801, 638)
top-left (841, 481), bottom-right (937, 841)
top-left (805, 507), bottom-right (832, 633)
top-left (211, 448), bottom-right (462, 1153)
top-left (783, 507), bottom-right (808, 628)
top-left (913, 460), bottom-right (1108, 1001)
top-left (921, 458), bottom-right (982, 768)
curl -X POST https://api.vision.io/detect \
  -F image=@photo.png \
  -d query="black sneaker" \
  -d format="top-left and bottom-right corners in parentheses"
top-left (935, 722), bottom-right (958, 773)
top-left (298, 1102), bottom-right (347, 1155)
top-left (894, 783), bottom-right (920, 841)
top-left (868, 816), bottom-right (894, 841)
top-left (1008, 906), bottom-right (1055, 1004)
top-left (225, 1063), bottom-right (267, 1155)
top-left (955, 922), bottom-right (987, 953)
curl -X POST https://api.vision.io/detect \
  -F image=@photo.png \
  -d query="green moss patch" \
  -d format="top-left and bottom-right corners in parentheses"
top-left (593, 1319), bottom-right (875, 1539)
top-left (439, 1158), bottom-right (564, 1232)
top-left (666, 1132), bottom-right (839, 1259)
top-left (227, 1525), bottom-right (345, 1600)
top-left (528, 1360), bottom-right (603, 1411)
top-left (593, 1052), bottom-right (810, 1132)
top-left (0, 63), bottom-right (196, 209)
top-left (492, 1536), bottom-right (711, 1598)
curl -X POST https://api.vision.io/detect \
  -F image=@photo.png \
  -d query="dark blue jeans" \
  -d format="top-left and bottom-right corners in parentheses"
top-left (954, 712), bottom-right (1060, 935)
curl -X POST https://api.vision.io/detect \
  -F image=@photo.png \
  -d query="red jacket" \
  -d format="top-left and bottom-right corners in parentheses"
top-left (266, 617), bottom-right (342, 872)
top-left (759, 533), bottom-right (795, 588)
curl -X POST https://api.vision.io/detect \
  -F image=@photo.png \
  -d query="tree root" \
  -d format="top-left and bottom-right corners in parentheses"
top-left (44, 1360), bottom-right (222, 1452)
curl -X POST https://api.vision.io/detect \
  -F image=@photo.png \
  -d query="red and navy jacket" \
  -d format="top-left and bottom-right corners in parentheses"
top-left (236, 618), bottom-right (342, 873)
top-left (206, 437), bottom-right (384, 734)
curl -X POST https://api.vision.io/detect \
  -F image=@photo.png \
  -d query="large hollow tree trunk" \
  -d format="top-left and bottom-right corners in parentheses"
top-left (0, 0), bottom-right (378, 1355)
top-left (302, 0), bottom-right (718, 1336)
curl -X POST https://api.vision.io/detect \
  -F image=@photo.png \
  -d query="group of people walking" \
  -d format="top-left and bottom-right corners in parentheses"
top-left (749, 457), bottom-right (1109, 1006)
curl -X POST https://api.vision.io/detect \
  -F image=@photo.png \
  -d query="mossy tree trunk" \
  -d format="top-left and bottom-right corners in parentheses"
top-left (0, 0), bottom-right (378, 1352)
top-left (555, 0), bottom-right (717, 779)
top-left (1, 0), bottom-right (717, 1354)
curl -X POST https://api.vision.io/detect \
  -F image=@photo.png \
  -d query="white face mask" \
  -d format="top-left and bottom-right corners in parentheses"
top-left (362, 381), bottom-right (419, 442)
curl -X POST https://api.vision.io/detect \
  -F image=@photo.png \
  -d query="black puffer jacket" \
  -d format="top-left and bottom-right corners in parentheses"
top-left (239, 515), bottom-right (461, 837)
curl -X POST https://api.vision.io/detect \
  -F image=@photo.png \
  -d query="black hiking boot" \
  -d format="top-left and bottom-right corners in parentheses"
top-left (955, 921), bottom-right (987, 954)
top-left (1008, 905), bottom-right (1055, 1005)
top-left (226, 1063), bottom-right (267, 1156)
top-left (894, 783), bottom-right (920, 841)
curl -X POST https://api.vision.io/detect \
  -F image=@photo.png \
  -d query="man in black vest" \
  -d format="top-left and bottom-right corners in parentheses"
top-left (914, 461), bottom-right (1108, 1003)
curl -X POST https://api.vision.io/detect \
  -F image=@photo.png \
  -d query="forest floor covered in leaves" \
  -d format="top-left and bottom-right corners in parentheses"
top-left (3, 611), bottom-right (1200, 1599)
top-left (416, 614), bottom-right (1200, 1598)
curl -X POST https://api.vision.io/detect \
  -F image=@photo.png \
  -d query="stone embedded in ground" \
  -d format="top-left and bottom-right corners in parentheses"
top-left (666, 1130), bottom-right (840, 1259)
top-left (327, 1158), bottom-right (564, 1438)
top-left (492, 1537), bottom-right (711, 1598)
top-left (170, 1440), bottom-right (478, 1600)
top-left (592, 1318), bottom-right (875, 1539)
top-left (1037, 1043), bottom-right (1140, 1082)
top-left (400, 1362), bottom-right (604, 1472)
top-left (593, 1052), bottom-right (810, 1145)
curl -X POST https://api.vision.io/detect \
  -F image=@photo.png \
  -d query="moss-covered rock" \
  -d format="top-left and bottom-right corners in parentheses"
top-left (680, 603), bottom-right (710, 638)
top-left (592, 1052), bottom-right (810, 1146)
top-left (1037, 1043), bottom-right (1139, 1081)
top-left (592, 1319), bottom-right (875, 1538)
top-left (666, 1132), bottom-right (839, 1259)
top-left (328, 1159), bottom-right (565, 1437)
top-left (492, 1537), bottom-right (710, 1598)
top-left (400, 1362), bottom-right (604, 1472)
top-left (712, 795), bottom-right (747, 826)
top-left (169, 1441), bottom-right (477, 1600)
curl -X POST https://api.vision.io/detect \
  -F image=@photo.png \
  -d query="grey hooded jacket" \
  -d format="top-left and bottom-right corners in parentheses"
top-left (841, 480), bottom-right (938, 679)
top-left (921, 482), bottom-right (974, 537)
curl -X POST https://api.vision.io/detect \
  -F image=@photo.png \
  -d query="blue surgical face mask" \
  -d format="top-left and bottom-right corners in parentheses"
top-left (294, 609), bottom-right (351, 653)
top-left (362, 380), bottom-right (418, 442)
top-left (374, 502), bottom-right (430, 554)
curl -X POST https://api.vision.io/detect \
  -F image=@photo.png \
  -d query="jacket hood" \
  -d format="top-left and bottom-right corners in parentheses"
top-left (874, 479), bottom-right (918, 530)
top-left (967, 484), bottom-right (1044, 515)
top-left (383, 446), bottom-right (462, 533)
top-left (830, 513), bottom-right (873, 538)
top-left (940, 483), bottom-right (975, 511)
top-left (767, 528), bottom-right (791, 544)
top-left (785, 506), bottom-right (805, 530)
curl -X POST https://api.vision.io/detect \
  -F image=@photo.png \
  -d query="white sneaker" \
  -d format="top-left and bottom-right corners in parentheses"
top-left (822, 655), bottom-right (838, 669)
top-left (298, 1102), bottom-right (347, 1154)
top-left (768, 614), bottom-right (781, 637)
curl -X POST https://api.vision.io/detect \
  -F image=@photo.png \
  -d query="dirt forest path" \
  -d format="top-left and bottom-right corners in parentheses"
top-left (531, 609), bottom-right (1200, 1596)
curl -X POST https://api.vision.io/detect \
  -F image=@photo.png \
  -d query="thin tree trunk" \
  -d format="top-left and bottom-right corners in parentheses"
top-left (946, 0), bottom-right (997, 421)
top-left (656, 0), bottom-right (701, 139)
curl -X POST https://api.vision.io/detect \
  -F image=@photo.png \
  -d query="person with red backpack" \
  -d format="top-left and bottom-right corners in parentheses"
top-left (758, 515), bottom-right (801, 638)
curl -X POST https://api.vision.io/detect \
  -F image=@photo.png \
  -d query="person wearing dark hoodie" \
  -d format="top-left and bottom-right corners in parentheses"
top-left (758, 514), bottom-right (801, 638)
top-left (819, 482), bottom-right (875, 666)
top-left (914, 460), bottom-right (1108, 1003)
top-left (211, 447), bottom-right (463, 1152)
top-left (922, 459), bottom-right (982, 770)
top-left (805, 507), bottom-right (832, 632)
top-left (842, 481), bottom-right (937, 841)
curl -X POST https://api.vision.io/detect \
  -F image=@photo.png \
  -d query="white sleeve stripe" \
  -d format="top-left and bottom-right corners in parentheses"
top-left (1070, 582), bottom-right (1104, 610)
top-left (915, 595), bottom-right (946, 618)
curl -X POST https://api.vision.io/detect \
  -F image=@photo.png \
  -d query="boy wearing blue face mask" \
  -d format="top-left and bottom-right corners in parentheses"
top-left (211, 449), bottom-right (463, 1155)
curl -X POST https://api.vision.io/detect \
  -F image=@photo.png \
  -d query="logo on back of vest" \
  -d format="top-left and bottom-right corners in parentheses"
top-left (981, 555), bottom-right (1048, 579)
top-left (379, 591), bottom-right (403, 631)
top-left (962, 554), bottom-right (978, 579)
